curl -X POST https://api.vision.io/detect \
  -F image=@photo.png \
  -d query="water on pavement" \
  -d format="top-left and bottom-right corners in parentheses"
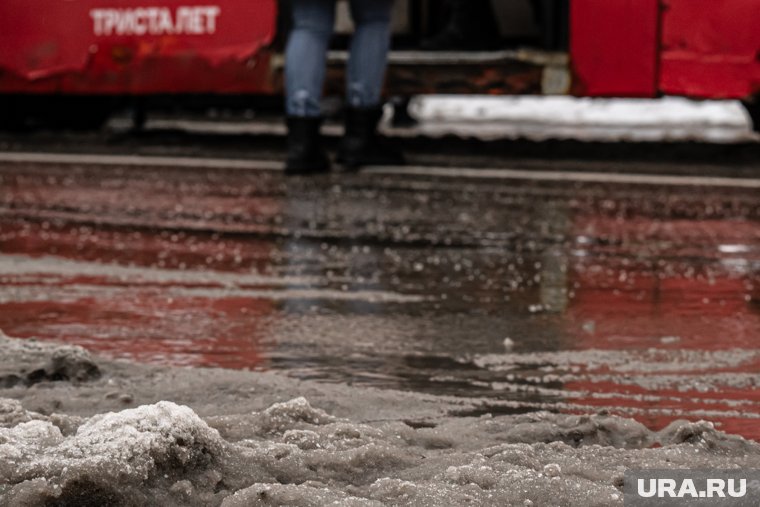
top-left (1, 159), bottom-right (759, 439)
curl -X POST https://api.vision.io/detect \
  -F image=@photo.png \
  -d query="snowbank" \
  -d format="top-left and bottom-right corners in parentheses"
top-left (2, 332), bottom-right (759, 506)
top-left (0, 331), bottom-right (101, 388)
top-left (405, 96), bottom-right (758, 143)
top-left (2, 397), bottom-right (759, 506)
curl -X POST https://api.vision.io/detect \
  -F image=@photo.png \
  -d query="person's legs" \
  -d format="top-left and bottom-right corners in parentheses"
top-left (284, 0), bottom-right (335, 174)
top-left (285, 0), bottom-right (335, 117)
top-left (346, 0), bottom-right (393, 109)
top-left (339, 0), bottom-right (403, 169)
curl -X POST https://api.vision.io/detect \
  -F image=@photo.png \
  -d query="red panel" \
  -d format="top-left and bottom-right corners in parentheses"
top-left (570, 0), bottom-right (660, 97)
top-left (659, 0), bottom-right (760, 99)
top-left (0, 0), bottom-right (277, 94)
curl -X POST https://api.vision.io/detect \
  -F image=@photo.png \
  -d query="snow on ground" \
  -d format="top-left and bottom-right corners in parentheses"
top-left (2, 333), bottom-right (760, 506)
top-left (3, 397), bottom-right (760, 506)
top-left (405, 96), bottom-right (758, 143)
top-left (135, 96), bottom-right (759, 144)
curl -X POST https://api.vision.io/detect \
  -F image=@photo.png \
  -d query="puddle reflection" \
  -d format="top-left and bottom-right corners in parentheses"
top-left (1, 163), bottom-right (759, 439)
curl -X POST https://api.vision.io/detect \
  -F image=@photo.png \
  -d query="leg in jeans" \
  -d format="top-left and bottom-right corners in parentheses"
top-left (285, 0), bottom-right (336, 117)
top-left (284, 0), bottom-right (335, 173)
top-left (339, 0), bottom-right (403, 169)
top-left (346, 0), bottom-right (393, 109)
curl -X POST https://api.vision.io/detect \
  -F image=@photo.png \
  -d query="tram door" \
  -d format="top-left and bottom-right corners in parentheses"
top-left (659, 0), bottom-right (760, 100)
top-left (571, 0), bottom-right (760, 101)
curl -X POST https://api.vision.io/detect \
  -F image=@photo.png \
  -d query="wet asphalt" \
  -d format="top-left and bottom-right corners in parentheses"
top-left (1, 130), bottom-right (759, 439)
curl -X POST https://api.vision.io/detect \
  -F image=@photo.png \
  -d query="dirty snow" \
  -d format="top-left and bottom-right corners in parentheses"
top-left (2, 333), bottom-right (760, 506)
top-left (0, 331), bottom-right (101, 388)
top-left (406, 96), bottom-right (759, 143)
top-left (133, 96), bottom-right (759, 143)
top-left (3, 396), bottom-right (760, 506)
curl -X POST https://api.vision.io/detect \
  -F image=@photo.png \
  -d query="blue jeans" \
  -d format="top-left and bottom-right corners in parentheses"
top-left (285, 0), bottom-right (393, 117)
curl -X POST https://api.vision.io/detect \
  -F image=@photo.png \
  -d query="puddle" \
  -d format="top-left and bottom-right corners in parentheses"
top-left (1, 162), bottom-right (759, 439)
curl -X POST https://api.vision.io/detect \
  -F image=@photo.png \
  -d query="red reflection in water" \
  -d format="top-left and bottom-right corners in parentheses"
top-left (565, 214), bottom-right (760, 440)
top-left (2, 194), bottom-right (760, 443)
top-left (568, 274), bottom-right (759, 350)
top-left (0, 220), bottom-right (272, 273)
top-left (0, 296), bottom-right (271, 370)
top-left (0, 219), bottom-right (279, 370)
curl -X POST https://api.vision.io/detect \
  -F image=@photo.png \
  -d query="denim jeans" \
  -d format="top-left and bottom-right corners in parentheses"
top-left (285, 0), bottom-right (393, 117)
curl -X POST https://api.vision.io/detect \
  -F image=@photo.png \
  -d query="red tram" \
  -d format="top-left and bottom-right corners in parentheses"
top-left (1, 0), bottom-right (759, 128)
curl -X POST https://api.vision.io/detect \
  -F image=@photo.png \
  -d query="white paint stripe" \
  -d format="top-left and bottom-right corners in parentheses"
top-left (366, 165), bottom-right (760, 189)
top-left (0, 254), bottom-right (311, 286)
top-left (0, 283), bottom-right (426, 305)
top-left (0, 254), bottom-right (426, 303)
top-left (2, 151), bottom-right (760, 189)
top-left (0, 152), bottom-right (284, 171)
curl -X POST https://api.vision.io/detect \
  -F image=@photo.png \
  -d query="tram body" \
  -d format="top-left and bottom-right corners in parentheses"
top-left (571, 0), bottom-right (760, 100)
top-left (0, 0), bottom-right (758, 121)
top-left (0, 0), bottom-right (278, 95)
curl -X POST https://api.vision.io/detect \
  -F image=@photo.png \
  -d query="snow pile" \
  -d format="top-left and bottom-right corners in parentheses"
top-left (2, 397), bottom-right (760, 506)
top-left (411, 96), bottom-right (750, 128)
top-left (254, 397), bottom-right (338, 434)
top-left (0, 399), bottom-right (50, 428)
top-left (1, 401), bottom-right (227, 506)
top-left (0, 331), bottom-right (101, 387)
top-left (222, 483), bottom-right (378, 507)
top-left (0, 399), bottom-right (83, 438)
top-left (405, 95), bottom-right (758, 143)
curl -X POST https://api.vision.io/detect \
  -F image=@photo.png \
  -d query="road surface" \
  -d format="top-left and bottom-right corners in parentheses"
top-left (1, 145), bottom-right (759, 441)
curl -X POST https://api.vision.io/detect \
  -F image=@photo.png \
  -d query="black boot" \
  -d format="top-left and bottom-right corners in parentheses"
top-left (421, 0), bottom-right (499, 51)
top-left (285, 116), bottom-right (331, 175)
top-left (338, 107), bottom-right (405, 170)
